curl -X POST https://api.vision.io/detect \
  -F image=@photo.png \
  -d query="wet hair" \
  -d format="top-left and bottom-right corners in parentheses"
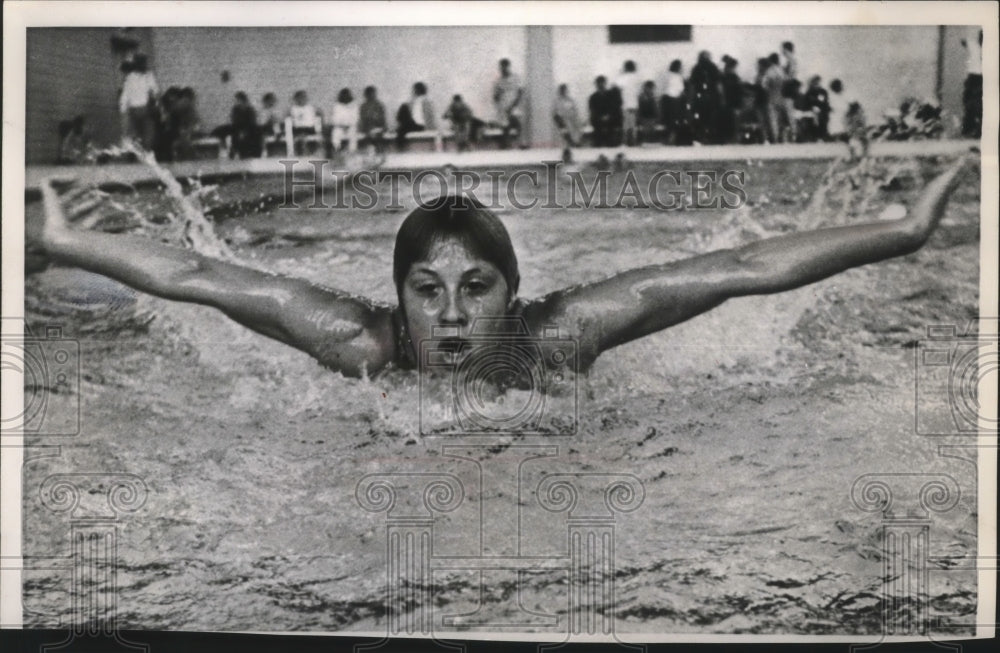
top-left (669, 59), bottom-right (682, 73)
top-left (364, 85), bottom-right (377, 99)
top-left (830, 79), bottom-right (843, 93)
top-left (624, 60), bottom-right (636, 72)
top-left (393, 196), bottom-right (520, 302)
top-left (337, 88), bottom-right (353, 104)
top-left (413, 82), bottom-right (427, 96)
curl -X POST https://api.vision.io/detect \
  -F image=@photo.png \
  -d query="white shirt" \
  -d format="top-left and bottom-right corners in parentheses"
top-left (289, 104), bottom-right (319, 129)
top-left (331, 101), bottom-right (358, 128)
top-left (664, 72), bottom-right (685, 99)
top-left (615, 71), bottom-right (642, 110)
top-left (966, 38), bottom-right (982, 75)
top-left (119, 72), bottom-right (158, 112)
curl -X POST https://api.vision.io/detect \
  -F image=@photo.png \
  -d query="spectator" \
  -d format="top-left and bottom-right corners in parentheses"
top-left (229, 91), bottom-right (260, 158)
top-left (493, 58), bottom-right (527, 149)
top-left (57, 115), bottom-right (91, 164)
top-left (118, 54), bottom-right (159, 149)
top-left (358, 85), bottom-right (388, 154)
top-left (660, 59), bottom-right (688, 145)
top-left (288, 90), bottom-right (321, 155)
top-left (762, 53), bottom-right (789, 143)
top-left (961, 29), bottom-right (983, 138)
top-left (588, 76), bottom-right (618, 147)
top-left (780, 42), bottom-right (800, 142)
top-left (615, 60), bottom-right (642, 146)
top-left (170, 87), bottom-right (199, 160)
top-left (396, 82), bottom-right (435, 151)
top-left (553, 83), bottom-right (582, 147)
top-left (444, 94), bottom-right (476, 152)
top-left (636, 80), bottom-right (659, 145)
top-left (801, 75), bottom-right (830, 141)
top-left (330, 88), bottom-right (359, 154)
top-left (827, 79), bottom-right (849, 139)
top-left (689, 51), bottom-right (723, 144)
top-left (720, 55), bottom-right (744, 144)
top-left (260, 92), bottom-right (282, 137)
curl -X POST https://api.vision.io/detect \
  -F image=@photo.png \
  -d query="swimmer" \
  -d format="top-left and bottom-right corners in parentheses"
top-left (37, 155), bottom-right (973, 379)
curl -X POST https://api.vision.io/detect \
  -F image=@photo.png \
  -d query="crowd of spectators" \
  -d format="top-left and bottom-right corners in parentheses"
top-left (107, 37), bottom-right (975, 162)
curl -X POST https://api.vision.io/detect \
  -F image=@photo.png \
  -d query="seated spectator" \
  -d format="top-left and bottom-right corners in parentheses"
top-left (170, 87), bottom-right (200, 160)
top-left (330, 88), bottom-right (359, 154)
top-left (443, 94), bottom-right (477, 152)
top-left (358, 85), bottom-right (388, 153)
top-left (396, 82), bottom-right (435, 151)
top-left (553, 83), bottom-right (582, 147)
top-left (288, 90), bottom-right (322, 155)
top-left (57, 115), bottom-right (92, 164)
top-left (229, 91), bottom-right (261, 158)
top-left (801, 76), bottom-right (830, 141)
top-left (762, 53), bottom-right (789, 143)
top-left (636, 81), bottom-right (659, 145)
top-left (659, 59), bottom-right (689, 145)
top-left (260, 92), bottom-right (282, 137)
top-left (588, 76), bottom-right (619, 147)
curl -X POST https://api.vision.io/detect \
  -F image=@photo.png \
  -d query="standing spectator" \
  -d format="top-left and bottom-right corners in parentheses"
top-left (660, 59), bottom-right (688, 145)
top-left (827, 79), bottom-right (849, 139)
top-left (801, 76), bottom-right (830, 141)
top-left (493, 58), bottom-right (527, 149)
top-left (762, 53), bottom-right (789, 143)
top-left (358, 86), bottom-right (388, 154)
top-left (689, 51), bottom-right (723, 144)
top-left (553, 84), bottom-right (582, 147)
top-left (780, 42), bottom-right (800, 142)
top-left (588, 76), bottom-right (618, 147)
top-left (614, 60), bottom-right (642, 146)
top-left (396, 82), bottom-right (435, 151)
top-left (720, 55), bottom-right (744, 144)
top-left (330, 88), bottom-right (359, 154)
top-left (229, 91), bottom-right (260, 158)
top-left (961, 29), bottom-right (983, 138)
top-left (444, 94), bottom-right (475, 152)
top-left (636, 81), bottom-right (659, 145)
top-left (118, 54), bottom-right (159, 149)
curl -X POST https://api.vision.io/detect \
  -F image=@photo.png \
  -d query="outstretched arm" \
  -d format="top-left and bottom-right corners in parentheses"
top-left (525, 155), bottom-right (974, 364)
top-left (38, 181), bottom-right (395, 377)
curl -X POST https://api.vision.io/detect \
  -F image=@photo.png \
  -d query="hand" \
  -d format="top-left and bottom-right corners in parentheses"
top-left (39, 178), bottom-right (108, 248)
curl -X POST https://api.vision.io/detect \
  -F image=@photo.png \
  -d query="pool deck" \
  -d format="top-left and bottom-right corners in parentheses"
top-left (23, 139), bottom-right (974, 192)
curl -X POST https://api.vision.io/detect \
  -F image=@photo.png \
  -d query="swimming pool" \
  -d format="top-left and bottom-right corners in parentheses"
top-left (21, 157), bottom-right (980, 633)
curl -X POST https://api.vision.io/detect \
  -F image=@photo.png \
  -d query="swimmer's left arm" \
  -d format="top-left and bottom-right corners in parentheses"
top-left (527, 155), bottom-right (973, 364)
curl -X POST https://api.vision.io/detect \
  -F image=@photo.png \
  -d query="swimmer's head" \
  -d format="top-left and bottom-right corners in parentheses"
top-left (394, 196), bottom-right (520, 347)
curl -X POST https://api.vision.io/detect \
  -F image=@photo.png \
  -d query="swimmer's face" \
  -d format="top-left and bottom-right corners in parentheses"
top-left (401, 238), bottom-right (511, 355)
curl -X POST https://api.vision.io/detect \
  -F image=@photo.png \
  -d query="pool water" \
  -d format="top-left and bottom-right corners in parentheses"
top-left (21, 157), bottom-right (981, 633)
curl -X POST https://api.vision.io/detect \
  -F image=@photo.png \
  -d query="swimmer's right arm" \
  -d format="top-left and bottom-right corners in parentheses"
top-left (39, 180), bottom-right (396, 377)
